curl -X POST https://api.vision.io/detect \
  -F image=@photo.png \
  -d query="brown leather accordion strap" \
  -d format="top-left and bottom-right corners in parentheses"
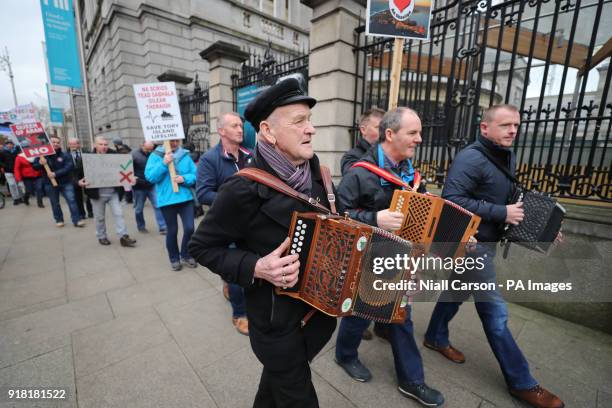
top-left (237, 168), bottom-right (331, 214)
top-left (319, 165), bottom-right (337, 215)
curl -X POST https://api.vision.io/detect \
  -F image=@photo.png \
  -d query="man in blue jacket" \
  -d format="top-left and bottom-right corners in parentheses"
top-left (424, 104), bottom-right (564, 408)
top-left (34, 136), bottom-right (84, 228)
top-left (196, 112), bottom-right (253, 336)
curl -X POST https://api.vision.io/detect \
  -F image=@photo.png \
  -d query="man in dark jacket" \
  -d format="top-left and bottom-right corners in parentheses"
top-left (33, 136), bottom-right (84, 228)
top-left (67, 138), bottom-right (93, 219)
top-left (132, 141), bottom-right (167, 234)
top-left (0, 140), bottom-right (23, 204)
top-left (189, 79), bottom-right (336, 407)
top-left (424, 104), bottom-right (564, 408)
top-left (335, 107), bottom-right (444, 407)
top-left (340, 107), bottom-right (385, 176)
top-left (196, 112), bottom-right (254, 336)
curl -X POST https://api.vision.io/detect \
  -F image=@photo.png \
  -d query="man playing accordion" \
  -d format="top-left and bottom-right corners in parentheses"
top-left (424, 104), bottom-right (564, 408)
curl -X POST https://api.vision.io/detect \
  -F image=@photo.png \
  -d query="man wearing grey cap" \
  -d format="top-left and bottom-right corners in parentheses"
top-left (189, 78), bottom-right (337, 407)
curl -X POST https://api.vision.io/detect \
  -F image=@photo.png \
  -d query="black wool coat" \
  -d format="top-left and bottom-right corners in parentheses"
top-left (188, 154), bottom-right (337, 371)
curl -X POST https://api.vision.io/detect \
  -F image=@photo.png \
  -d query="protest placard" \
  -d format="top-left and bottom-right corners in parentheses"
top-left (365, 0), bottom-right (433, 109)
top-left (133, 82), bottom-right (184, 142)
top-left (366, 0), bottom-right (432, 40)
top-left (133, 81), bottom-right (184, 192)
top-left (10, 122), bottom-right (55, 159)
top-left (82, 154), bottom-right (134, 189)
top-left (10, 121), bottom-right (58, 186)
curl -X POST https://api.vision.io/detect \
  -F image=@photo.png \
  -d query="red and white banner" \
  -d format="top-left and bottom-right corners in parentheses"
top-left (10, 122), bottom-right (55, 158)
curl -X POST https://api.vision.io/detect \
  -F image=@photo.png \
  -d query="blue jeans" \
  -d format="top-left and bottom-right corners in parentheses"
top-left (160, 201), bottom-right (194, 263)
top-left (44, 181), bottom-right (80, 225)
top-left (228, 283), bottom-right (246, 318)
top-left (133, 188), bottom-right (167, 231)
top-left (424, 244), bottom-right (537, 390)
top-left (22, 177), bottom-right (44, 204)
top-left (335, 308), bottom-right (425, 385)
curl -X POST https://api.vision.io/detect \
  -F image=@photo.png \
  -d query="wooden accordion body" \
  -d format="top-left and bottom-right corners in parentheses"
top-left (277, 212), bottom-right (415, 324)
top-left (390, 190), bottom-right (481, 258)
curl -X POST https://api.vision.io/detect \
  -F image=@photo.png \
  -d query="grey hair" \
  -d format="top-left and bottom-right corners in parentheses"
top-left (217, 112), bottom-right (241, 130)
top-left (378, 107), bottom-right (419, 142)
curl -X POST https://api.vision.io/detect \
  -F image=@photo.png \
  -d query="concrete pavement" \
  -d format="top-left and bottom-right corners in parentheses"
top-left (1, 199), bottom-right (611, 407)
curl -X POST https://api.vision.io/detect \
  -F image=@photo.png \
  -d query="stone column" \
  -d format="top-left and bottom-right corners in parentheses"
top-left (302, 0), bottom-right (366, 179)
top-left (200, 41), bottom-right (249, 146)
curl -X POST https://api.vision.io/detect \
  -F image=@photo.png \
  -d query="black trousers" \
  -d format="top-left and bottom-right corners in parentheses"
top-left (73, 182), bottom-right (92, 217)
top-left (253, 362), bottom-right (318, 408)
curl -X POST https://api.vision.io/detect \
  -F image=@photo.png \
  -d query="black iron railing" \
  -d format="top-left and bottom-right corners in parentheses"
top-left (353, 0), bottom-right (611, 202)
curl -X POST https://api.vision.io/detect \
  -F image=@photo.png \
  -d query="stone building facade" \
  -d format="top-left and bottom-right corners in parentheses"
top-left (77, 0), bottom-right (312, 147)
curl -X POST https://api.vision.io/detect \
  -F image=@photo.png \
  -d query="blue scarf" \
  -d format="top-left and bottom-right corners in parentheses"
top-left (377, 143), bottom-right (414, 187)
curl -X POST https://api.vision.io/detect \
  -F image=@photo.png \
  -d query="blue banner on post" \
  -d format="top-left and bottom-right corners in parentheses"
top-left (46, 83), bottom-right (64, 125)
top-left (236, 85), bottom-right (268, 150)
top-left (40, 0), bottom-right (82, 89)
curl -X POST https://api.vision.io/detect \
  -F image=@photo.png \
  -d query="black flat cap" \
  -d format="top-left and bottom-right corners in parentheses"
top-left (244, 78), bottom-right (316, 132)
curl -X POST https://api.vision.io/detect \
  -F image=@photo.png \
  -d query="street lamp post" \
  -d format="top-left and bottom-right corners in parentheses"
top-left (0, 46), bottom-right (18, 107)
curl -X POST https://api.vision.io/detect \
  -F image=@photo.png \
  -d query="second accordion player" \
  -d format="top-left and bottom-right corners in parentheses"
top-left (389, 190), bottom-right (481, 258)
top-left (277, 212), bottom-right (415, 324)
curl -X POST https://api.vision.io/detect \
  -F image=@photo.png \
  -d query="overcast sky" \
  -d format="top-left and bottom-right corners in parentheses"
top-left (0, 0), bottom-right (47, 111)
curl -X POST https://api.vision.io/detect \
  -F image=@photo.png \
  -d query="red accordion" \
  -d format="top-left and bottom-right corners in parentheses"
top-left (278, 212), bottom-right (415, 324)
top-left (390, 190), bottom-right (481, 258)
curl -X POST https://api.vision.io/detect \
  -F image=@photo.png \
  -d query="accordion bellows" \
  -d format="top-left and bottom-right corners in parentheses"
top-left (504, 190), bottom-right (565, 253)
top-left (277, 212), bottom-right (415, 324)
top-left (390, 190), bottom-right (481, 258)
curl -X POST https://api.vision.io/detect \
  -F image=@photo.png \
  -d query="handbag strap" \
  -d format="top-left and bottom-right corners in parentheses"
top-left (237, 167), bottom-right (333, 214)
top-left (319, 165), bottom-right (337, 214)
top-left (352, 161), bottom-right (411, 189)
top-left (470, 144), bottom-right (520, 185)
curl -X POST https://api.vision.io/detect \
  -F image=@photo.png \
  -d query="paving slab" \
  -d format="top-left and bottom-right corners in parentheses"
top-left (156, 290), bottom-right (251, 374)
top-left (0, 346), bottom-right (76, 408)
top-left (0, 268), bottom-right (65, 315)
top-left (72, 308), bottom-right (172, 377)
top-left (67, 267), bottom-right (135, 301)
top-left (76, 341), bottom-right (216, 408)
top-left (107, 271), bottom-right (215, 315)
top-left (0, 294), bottom-right (112, 369)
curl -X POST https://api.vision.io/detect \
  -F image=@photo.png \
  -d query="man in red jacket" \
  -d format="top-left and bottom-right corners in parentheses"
top-left (13, 152), bottom-right (44, 207)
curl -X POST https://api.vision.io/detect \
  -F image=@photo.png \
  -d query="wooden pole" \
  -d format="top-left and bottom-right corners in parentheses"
top-left (388, 38), bottom-right (405, 111)
top-left (43, 163), bottom-right (58, 187)
top-left (163, 140), bottom-right (179, 193)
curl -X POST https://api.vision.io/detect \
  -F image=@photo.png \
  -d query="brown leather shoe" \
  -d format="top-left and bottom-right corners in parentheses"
top-left (223, 283), bottom-right (230, 301)
top-left (232, 317), bottom-right (249, 336)
top-left (423, 341), bottom-right (466, 363)
top-left (509, 385), bottom-right (564, 408)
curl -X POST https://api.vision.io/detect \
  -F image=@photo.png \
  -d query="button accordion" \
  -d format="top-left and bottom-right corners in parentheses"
top-left (277, 212), bottom-right (415, 324)
top-left (503, 189), bottom-right (565, 254)
top-left (389, 190), bottom-right (481, 258)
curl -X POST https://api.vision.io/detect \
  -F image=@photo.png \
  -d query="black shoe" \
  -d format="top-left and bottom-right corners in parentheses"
top-left (398, 382), bottom-right (444, 407)
top-left (334, 358), bottom-right (372, 382)
top-left (23, 196), bottom-right (30, 206)
top-left (374, 323), bottom-right (390, 342)
top-left (98, 238), bottom-right (111, 246)
top-left (13, 199), bottom-right (22, 205)
top-left (38, 202), bottom-right (45, 208)
top-left (120, 235), bottom-right (136, 247)
top-left (87, 213), bottom-right (94, 218)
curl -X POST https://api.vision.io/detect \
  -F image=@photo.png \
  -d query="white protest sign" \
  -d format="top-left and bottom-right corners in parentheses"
top-left (133, 82), bottom-right (185, 142)
top-left (0, 103), bottom-right (38, 124)
top-left (82, 154), bottom-right (134, 188)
